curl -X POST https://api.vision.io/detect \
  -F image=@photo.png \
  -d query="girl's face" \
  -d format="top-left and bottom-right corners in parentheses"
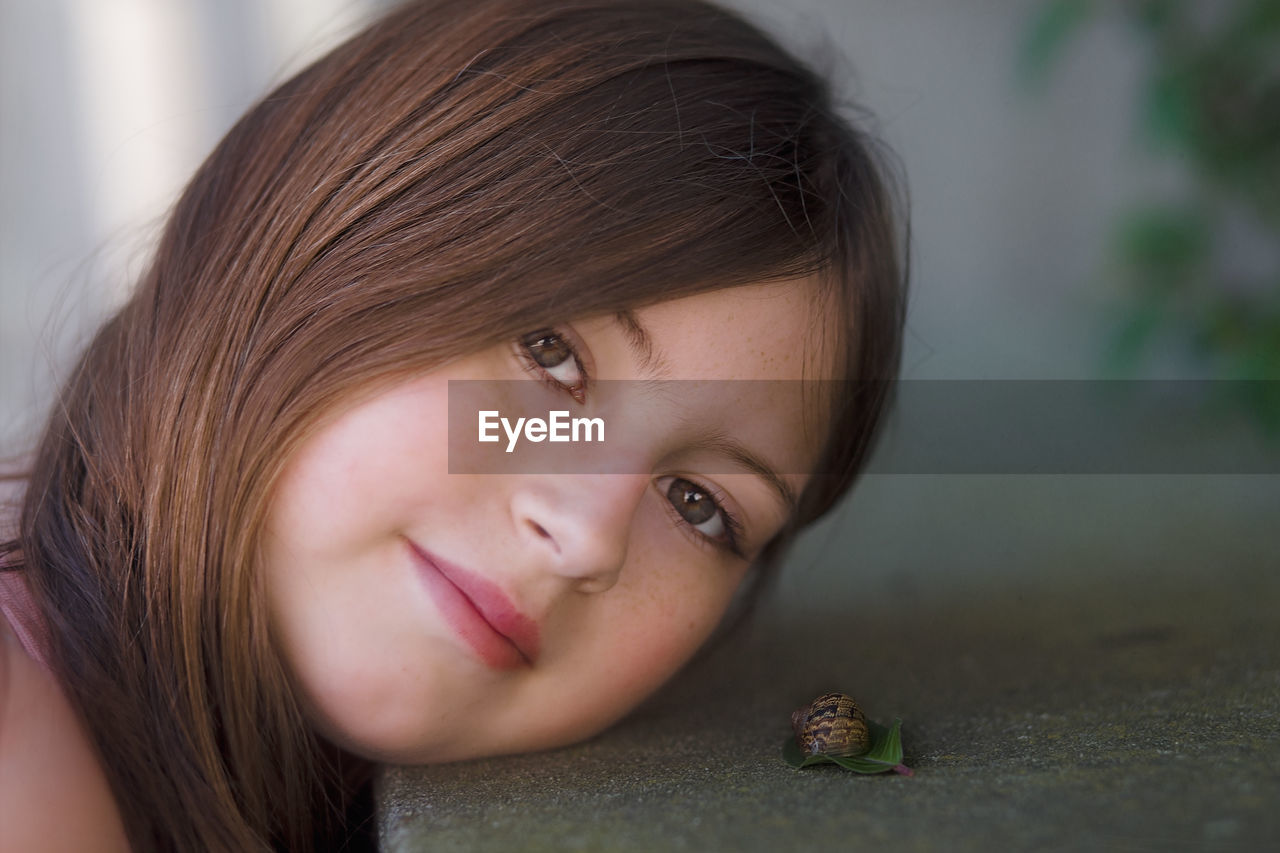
top-left (261, 278), bottom-right (839, 763)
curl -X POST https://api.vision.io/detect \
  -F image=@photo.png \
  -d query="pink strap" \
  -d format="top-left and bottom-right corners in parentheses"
top-left (0, 570), bottom-right (53, 672)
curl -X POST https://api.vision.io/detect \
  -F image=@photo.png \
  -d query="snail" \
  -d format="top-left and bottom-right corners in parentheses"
top-left (791, 692), bottom-right (871, 757)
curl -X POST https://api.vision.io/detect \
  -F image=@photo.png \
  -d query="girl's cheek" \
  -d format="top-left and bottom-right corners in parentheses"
top-left (599, 564), bottom-right (739, 689)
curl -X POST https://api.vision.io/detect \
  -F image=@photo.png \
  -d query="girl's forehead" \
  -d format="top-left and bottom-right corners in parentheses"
top-left (625, 276), bottom-right (842, 384)
top-left (607, 276), bottom-right (842, 479)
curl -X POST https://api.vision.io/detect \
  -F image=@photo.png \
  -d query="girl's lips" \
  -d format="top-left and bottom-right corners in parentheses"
top-left (406, 539), bottom-right (540, 669)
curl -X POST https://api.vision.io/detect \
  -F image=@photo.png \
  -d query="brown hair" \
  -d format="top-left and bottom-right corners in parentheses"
top-left (1, 0), bottom-right (906, 848)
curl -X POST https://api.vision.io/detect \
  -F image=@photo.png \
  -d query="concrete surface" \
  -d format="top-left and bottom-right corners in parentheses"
top-left (377, 491), bottom-right (1279, 852)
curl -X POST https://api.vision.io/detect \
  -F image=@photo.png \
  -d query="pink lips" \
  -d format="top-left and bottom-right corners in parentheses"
top-left (406, 539), bottom-right (540, 669)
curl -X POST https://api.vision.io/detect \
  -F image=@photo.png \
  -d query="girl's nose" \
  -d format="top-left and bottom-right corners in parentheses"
top-left (510, 473), bottom-right (649, 594)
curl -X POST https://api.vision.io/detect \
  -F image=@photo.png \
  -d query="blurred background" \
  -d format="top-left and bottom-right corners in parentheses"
top-left (2, 0), bottom-right (1277, 601)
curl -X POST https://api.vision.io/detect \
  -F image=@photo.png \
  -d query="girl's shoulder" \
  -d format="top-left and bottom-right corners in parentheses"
top-left (1, 596), bottom-right (132, 851)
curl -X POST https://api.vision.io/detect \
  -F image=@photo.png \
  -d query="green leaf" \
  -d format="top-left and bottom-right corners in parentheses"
top-left (1115, 205), bottom-right (1210, 275)
top-left (1142, 68), bottom-right (1198, 152)
top-left (862, 719), bottom-right (905, 765)
top-left (1103, 296), bottom-right (1169, 376)
top-left (783, 718), bottom-right (911, 775)
top-left (1127, 0), bottom-right (1184, 35)
top-left (1017, 0), bottom-right (1096, 89)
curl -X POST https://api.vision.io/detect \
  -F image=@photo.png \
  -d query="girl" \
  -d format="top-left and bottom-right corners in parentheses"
top-left (0, 0), bottom-right (906, 849)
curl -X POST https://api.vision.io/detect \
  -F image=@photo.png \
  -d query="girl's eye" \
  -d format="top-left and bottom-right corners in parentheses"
top-left (662, 476), bottom-right (746, 558)
top-left (517, 329), bottom-right (587, 402)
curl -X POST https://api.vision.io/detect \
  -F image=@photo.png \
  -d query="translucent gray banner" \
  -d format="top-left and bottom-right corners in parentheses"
top-left (447, 380), bottom-right (1280, 475)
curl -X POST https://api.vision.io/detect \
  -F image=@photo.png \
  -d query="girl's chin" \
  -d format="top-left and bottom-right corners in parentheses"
top-left (315, 715), bottom-right (526, 765)
top-left (351, 720), bottom-right (614, 766)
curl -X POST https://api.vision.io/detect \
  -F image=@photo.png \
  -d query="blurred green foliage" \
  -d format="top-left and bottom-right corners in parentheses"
top-left (1021, 0), bottom-right (1280, 433)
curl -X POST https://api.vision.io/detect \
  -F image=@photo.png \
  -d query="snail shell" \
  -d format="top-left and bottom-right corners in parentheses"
top-left (791, 692), bottom-right (871, 757)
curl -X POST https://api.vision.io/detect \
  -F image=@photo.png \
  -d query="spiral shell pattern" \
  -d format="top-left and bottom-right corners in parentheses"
top-left (791, 692), bottom-right (871, 757)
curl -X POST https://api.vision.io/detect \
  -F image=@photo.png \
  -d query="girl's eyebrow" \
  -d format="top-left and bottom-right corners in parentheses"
top-left (613, 310), bottom-right (672, 380)
top-left (687, 432), bottom-right (800, 517)
top-left (612, 309), bottom-right (798, 516)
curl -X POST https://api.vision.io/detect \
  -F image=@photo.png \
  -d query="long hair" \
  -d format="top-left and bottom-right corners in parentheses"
top-left (1, 0), bottom-right (907, 848)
